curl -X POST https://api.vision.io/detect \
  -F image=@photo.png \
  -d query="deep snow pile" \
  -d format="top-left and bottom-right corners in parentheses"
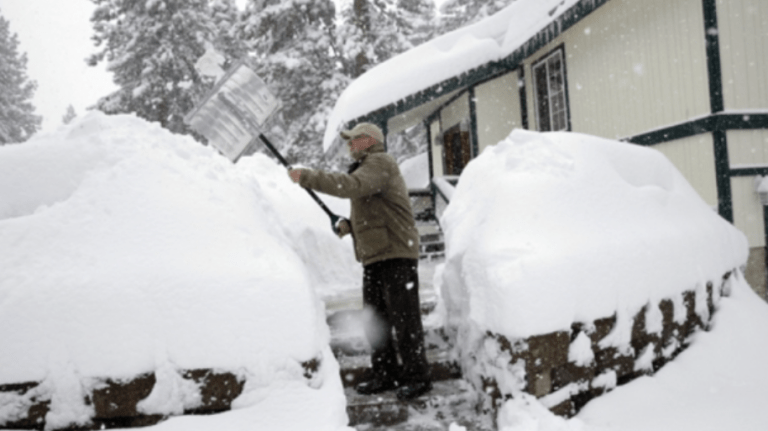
top-left (0, 112), bottom-right (357, 430)
top-left (440, 129), bottom-right (749, 339)
top-left (489, 273), bottom-right (768, 431)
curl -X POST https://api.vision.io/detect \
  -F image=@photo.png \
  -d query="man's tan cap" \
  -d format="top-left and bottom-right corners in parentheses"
top-left (340, 122), bottom-right (384, 144)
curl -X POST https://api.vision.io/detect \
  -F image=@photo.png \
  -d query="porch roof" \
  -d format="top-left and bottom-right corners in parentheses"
top-left (322, 0), bottom-right (610, 154)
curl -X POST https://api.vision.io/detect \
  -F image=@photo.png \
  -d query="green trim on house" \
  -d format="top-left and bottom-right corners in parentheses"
top-left (424, 120), bottom-right (437, 211)
top-left (380, 120), bottom-right (389, 151)
top-left (731, 166), bottom-right (768, 177)
top-left (713, 130), bottom-right (733, 222)
top-left (625, 114), bottom-right (768, 146)
top-left (518, 67), bottom-right (529, 130)
top-left (469, 87), bottom-right (479, 157)
top-left (700, 0), bottom-right (731, 220)
top-left (702, 0), bottom-right (724, 114)
top-left (425, 120), bottom-right (435, 181)
top-left (624, 112), bottom-right (768, 223)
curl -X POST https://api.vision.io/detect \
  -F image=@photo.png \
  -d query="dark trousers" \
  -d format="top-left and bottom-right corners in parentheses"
top-left (362, 258), bottom-right (431, 385)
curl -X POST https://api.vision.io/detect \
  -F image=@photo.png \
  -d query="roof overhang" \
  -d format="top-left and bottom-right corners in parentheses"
top-left (324, 0), bottom-right (612, 156)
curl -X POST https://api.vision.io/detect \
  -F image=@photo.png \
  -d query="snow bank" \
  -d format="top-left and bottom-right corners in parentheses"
top-left (323, 0), bottom-right (581, 152)
top-left (495, 273), bottom-right (768, 431)
top-left (441, 129), bottom-right (748, 339)
top-left (576, 274), bottom-right (768, 431)
top-left (0, 111), bottom-right (356, 429)
top-left (400, 152), bottom-right (430, 189)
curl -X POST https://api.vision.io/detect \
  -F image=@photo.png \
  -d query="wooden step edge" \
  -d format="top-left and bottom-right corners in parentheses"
top-left (345, 379), bottom-right (482, 428)
top-left (345, 389), bottom-right (408, 427)
top-left (338, 351), bottom-right (461, 388)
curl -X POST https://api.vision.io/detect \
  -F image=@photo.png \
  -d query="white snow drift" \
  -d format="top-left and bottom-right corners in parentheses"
top-left (0, 111), bottom-right (357, 430)
top-left (2, 112), bottom-right (767, 431)
top-left (440, 129), bottom-right (748, 339)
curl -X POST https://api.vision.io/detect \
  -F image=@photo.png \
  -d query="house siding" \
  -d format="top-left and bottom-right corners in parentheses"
top-left (522, 0), bottom-right (710, 140)
top-left (717, 0), bottom-right (768, 111)
top-left (728, 129), bottom-right (768, 167)
top-left (731, 175), bottom-right (765, 248)
top-left (441, 93), bottom-right (470, 130)
top-left (653, 133), bottom-right (719, 209)
top-left (474, 71), bottom-right (524, 154)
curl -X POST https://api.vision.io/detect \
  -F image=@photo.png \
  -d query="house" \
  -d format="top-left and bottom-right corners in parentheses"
top-left (322, 0), bottom-right (768, 296)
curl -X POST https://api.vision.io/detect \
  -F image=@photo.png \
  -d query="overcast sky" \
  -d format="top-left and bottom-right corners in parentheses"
top-left (1, 1), bottom-right (117, 133)
top-left (1, 0), bottom-right (446, 135)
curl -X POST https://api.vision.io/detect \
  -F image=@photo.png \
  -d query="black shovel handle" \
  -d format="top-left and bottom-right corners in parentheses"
top-left (217, 92), bottom-right (345, 234)
top-left (256, 134), bottom-right (345, 234)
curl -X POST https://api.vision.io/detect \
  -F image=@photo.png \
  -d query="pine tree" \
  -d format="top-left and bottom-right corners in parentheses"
top-left (393, 0), bottom-right (436, 47)
top-left (210, 0), bottom-right (247, 63)
top-left (435, 0), bottom-right (514, 35)
top-left (0, 12), bottom-right (41, 144)
top-left (236, 0), bottom-right (348, 168)
top-left (87, 0), bottom-right (218, 135)
top-left (62, 105), bottom-right (77, 125)
top-left (336, 0), bottom-right (435, 79)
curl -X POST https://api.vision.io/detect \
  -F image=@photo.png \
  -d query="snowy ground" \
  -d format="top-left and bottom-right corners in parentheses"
top-left (1, 114), bottom-right (768, 431)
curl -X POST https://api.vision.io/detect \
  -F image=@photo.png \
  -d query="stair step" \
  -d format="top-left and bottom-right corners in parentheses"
top-left (346, 387), bottom-right (408, 427)
top-left (420, 242), bottom-right (445, 253)
top-left (420, 252), bottom-right (445, 261)
top-left (329, 311), bottom-right (450, 358)
top-left (346, 379), bottom-right (492, 429)
top-left (337, 347), bottom-right (461, 388)
top-left (420, 233), bottom-right (443, 243)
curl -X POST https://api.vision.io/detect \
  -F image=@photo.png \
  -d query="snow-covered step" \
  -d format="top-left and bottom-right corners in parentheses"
top-left (345, 379), bottom-right (494, 430)
top-left (328, 299), bottom-right (460, 389)
top-left (417, 223), bottom-right (445, 261)
top-left (336, 345), bottom-right (461, 389)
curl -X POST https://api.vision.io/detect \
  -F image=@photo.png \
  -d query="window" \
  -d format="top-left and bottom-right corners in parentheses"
top-left (442, 123), bottom-right (471, 176)
top-left (532, 48), bottom-right (569, 132)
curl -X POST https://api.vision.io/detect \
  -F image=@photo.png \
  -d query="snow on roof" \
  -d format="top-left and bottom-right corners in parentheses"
top-left (323, 0), bottom-right (582, 152)
top-left (440, 129), bottom-right (748, 339)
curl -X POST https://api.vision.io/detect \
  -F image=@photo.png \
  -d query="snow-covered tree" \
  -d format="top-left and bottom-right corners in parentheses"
top-left (210, 0), bottom-right (247, 63)
top-left (337, 0), bottom-right (435, 79)
top-left (435, 0), bottom-right (514, 35)
top-left (393, 0), bottom-right (437, 47)
top-left (62, 105), bottom-right (77, 125)
top-left (87, 0), bottom-right (218, 135)
top-left (236, 0), bottom-right (348, 168)
top-left (0, 12), bottom-right (41, 144)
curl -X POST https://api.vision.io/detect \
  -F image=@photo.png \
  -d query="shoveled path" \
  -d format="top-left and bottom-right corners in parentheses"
top-left (323, 258), bottom-right (496, 431)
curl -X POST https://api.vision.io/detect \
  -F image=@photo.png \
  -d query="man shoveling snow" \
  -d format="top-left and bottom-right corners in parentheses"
top-left (289, 122), bottom-right (433, 401)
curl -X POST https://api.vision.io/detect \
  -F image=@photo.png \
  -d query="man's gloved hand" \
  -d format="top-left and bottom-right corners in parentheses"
top-left (335, 218), bottom-right (351, 238)
top-left (288, 168), bottom-right (303, 183)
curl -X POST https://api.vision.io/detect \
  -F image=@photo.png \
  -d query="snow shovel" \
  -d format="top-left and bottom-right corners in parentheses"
top-left (184, 58), bottom-right (346, 234)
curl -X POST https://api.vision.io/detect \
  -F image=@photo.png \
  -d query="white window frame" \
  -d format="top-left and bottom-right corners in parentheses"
top-left (532, 47), bottom-right (570, 132)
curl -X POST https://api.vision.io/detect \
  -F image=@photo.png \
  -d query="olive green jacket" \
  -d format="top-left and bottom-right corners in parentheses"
top-left (299, 143), bottom-right (419, 266)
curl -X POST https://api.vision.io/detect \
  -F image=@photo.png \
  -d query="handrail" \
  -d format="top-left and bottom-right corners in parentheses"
top-left (431, 176), bottom-right (458, 203)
